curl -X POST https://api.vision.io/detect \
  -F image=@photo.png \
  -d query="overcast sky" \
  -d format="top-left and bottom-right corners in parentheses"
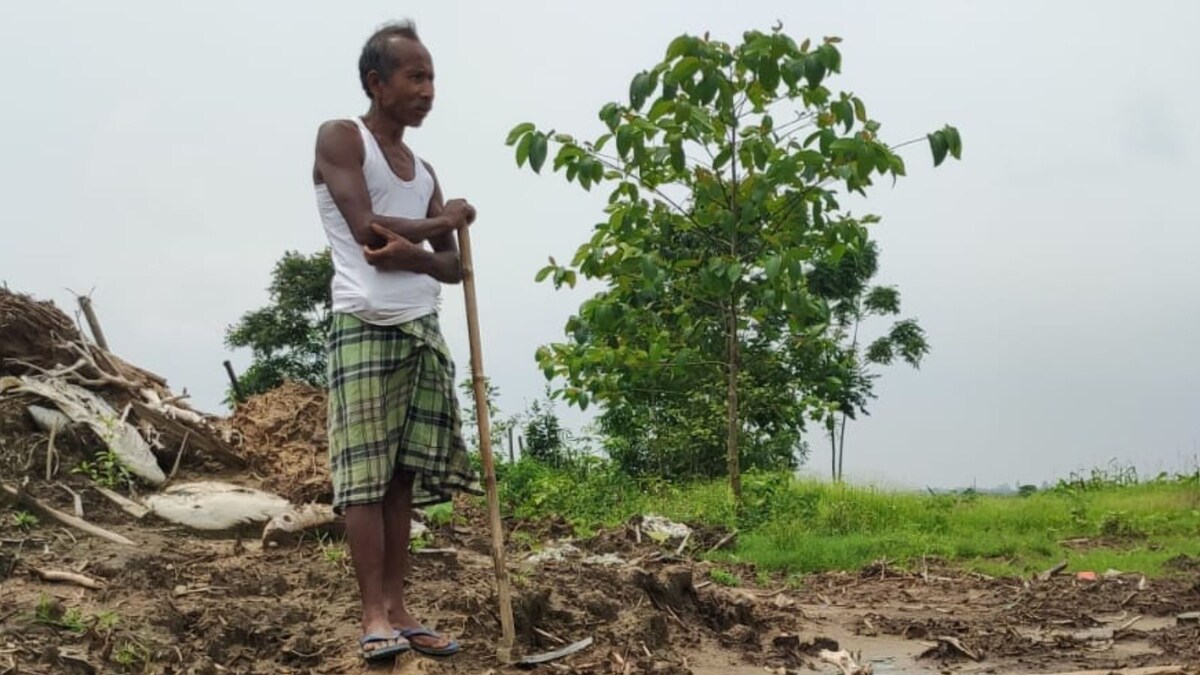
top-left (2, 1), bottom-right (1198, 489)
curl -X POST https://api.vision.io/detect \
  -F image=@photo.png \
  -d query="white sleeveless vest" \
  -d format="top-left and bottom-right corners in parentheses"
top-left (315, 117), bottom-right (440, 326)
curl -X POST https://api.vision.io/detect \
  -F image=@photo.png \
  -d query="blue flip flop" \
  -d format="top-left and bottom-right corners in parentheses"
top-left (399, 627), bottom-right (460, 656)
top-left (360, 630), bottom-right (409, 662)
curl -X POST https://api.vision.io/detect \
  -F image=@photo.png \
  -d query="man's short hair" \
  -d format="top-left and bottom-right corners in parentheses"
top-left (359, 20), bottom-right (420, 99)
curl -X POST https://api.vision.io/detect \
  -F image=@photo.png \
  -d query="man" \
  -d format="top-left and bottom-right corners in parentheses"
top-left (312, 20), bottom-right (481, 662)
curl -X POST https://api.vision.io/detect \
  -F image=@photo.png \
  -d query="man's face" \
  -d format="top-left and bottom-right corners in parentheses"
top-left (372, 37), bottom-right (435, 127)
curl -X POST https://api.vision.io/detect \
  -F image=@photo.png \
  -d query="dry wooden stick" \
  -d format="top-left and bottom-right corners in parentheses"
top-left (91, 484), bottom-right (149, 519)
top-left (76, 295), bottom-right (109, 351)
top-left (57, 483), bottom-right (83, 518)
top-left (32, 567), bottom-right (105, 590)
top-left (457, 224), bottom-right (515, 661)
top-left (168, 431), bottom-right (190, 482)
top-left (707, 529), bottom-right (739, 554)
top-left (45, 426), bottom-right (58, 482)
top-left (0, 483), bottom-right (133, 546)
top-left (674, 530), bottom-right (692, 556)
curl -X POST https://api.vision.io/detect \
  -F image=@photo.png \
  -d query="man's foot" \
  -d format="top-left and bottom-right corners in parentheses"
top-left (389, 612), bottom-right (459, 656)
top-left (359, 626), bottom-right (409, 662)
top-left (397, 626), bottom-right (460, 657)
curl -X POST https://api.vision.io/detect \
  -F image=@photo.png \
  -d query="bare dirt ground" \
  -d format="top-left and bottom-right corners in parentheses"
top-left (2, 461), bottom-right (1199, 675)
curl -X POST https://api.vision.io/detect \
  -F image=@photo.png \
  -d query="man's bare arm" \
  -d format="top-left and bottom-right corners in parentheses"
top-left (361, 162), bottom-right (469, 283)
top-left (422, 163), bottom-right (464, 284)
top-left (313, 120), bottom-right (461, 245)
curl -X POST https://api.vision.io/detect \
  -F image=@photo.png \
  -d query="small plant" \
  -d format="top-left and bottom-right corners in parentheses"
top-left (710, 569), bottom-right (741, 587)
top-left (423, 502), bottom-right (454, 528)
top-left (93, 610), bottom-right (120, 633)
top-left (60, 608), bottom-right (87, 633)
top-left (755, 571), bottom-right (772, 587)
top-left (322, 544), bottom-right (346, 564)
top-left (34, 595), bottom-right (58, 624)
top-left (1100, 511), bottom-right (1145, 539)
top-left (34, 596), bottom-right (87, 633)
top-left (12, 510), bottom-right (38, 530)
top-left (409, 533), bottom-right (432, 552)
top-left (73, 447), bottom-right (133, 489)
top-left (112, 640), bottom-right (150, 669)
top-left (510, 530), bottom-right (538, 550)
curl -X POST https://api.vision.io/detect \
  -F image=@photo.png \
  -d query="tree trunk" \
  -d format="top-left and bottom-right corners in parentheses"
top-left (835, 309), bottom-right (862, 482)
top-left (830, 423), bottom-right (837, 481)
top-left (725, 306), bottom-right (741, 501)
top-left (837, 413), bottom-right (848, 481)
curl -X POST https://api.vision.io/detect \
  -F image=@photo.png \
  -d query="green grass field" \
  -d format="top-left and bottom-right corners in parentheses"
top-left (490, 461), bottom-right (1200, 578)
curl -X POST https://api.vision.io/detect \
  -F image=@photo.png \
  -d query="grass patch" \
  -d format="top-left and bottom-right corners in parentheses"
top-left (496, 459), bottom-right (1200, 577)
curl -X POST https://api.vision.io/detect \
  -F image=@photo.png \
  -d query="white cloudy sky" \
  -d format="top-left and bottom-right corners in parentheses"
top-left (2, 1), bottom-right (1197, 489)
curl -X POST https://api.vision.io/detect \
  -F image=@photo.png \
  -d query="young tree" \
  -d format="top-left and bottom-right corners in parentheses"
top-left (224, 249), bottom-right (333, 401)
top-left (808, 240), bottom-right (929, 480)
top-left (508, 27), bottom-right (961, 498)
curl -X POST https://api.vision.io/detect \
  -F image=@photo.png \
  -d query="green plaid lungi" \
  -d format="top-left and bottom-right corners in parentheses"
top-left (327, 312), bottom-right (482, 511)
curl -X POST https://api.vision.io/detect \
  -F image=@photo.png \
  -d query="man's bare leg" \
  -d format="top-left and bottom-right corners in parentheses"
top-left (344, 502), bottom-right (403, 654)
top-left (383, 470), bottom-right (453, 651)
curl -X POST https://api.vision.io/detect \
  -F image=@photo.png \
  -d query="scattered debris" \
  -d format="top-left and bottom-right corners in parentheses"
top-left (639, 514), bottom-right (691, 543)
top-left (3, 376), bottom-right (165, 485)
top-left (526, 541), bottom-right (581, 564)
top-left (1038, 560), bottom-right (1068, 581)
top-left (143, 481), bottom-right (292, 531)
top-left (516, 636), bottom-right (594, 665)
top-left (818, 648), bottom-right (874, 675)
top-left (0, 482), bottom-right (134, 546)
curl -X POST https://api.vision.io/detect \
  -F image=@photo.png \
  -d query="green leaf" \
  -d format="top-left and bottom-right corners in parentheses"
top-left (594, 133), bottom-right (613, 152)
top-left (515, 132), bottom-right (533, 167)
top-left (816, 44), bottom-right (842, 72)
top-left (804, 56), bottom-right (826, 88)
top-left (726, 262), bottom-right (742, 283)
top-left (782, 58), bottom-right (805, 88)
top-left (764, 255), bottom-right (782, 280)
top-left (648, 98), bottom-right (674, 122)
top-left (666, 35), bottom-right (692, 59)
top-left (630, 72), bottom-right (652, 110)
top-left (759, 58), bottom-right (780, 92)
top-left (599, 103), bottom-right (621, 131)
top-left (944, 125), bottom-right (963, 159)
top-left (856, 144), bottom-right (875, 177)
top-left (530, 133), bottom-right (549, 173)
top-left (534, 265), bottom-right (554, 282)
top-left (829, 243), bottom-right (847, 264)
top-left (853, 97), bottom-right (867, 123)
top-left (672, 56), bottom-right (702, 83)
top-left (641, 256), bottom-right (657, 279)
top-left (616, 125), bottom-right (636, 158)
top-left (713, 147), bottom-right (732, 170)
top-left (928, 131), bottom-right (949, 167)
top-left (670, 140), bottom-right (686, 173)
top-left (506, 122), bottom-right (534, 146)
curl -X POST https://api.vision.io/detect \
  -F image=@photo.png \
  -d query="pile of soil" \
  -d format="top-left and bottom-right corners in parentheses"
top-left (0, 287), bottom-right (82, 376)
top-left (224, 381), bottom-right (331, 504)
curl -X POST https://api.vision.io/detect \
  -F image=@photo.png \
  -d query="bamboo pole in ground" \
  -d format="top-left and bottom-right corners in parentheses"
top-left (457, 225), bottom-right (516, 661)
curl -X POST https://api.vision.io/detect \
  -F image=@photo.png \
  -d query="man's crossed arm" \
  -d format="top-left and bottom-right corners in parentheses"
top-left (314, 120), bottom-right (474, 283)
